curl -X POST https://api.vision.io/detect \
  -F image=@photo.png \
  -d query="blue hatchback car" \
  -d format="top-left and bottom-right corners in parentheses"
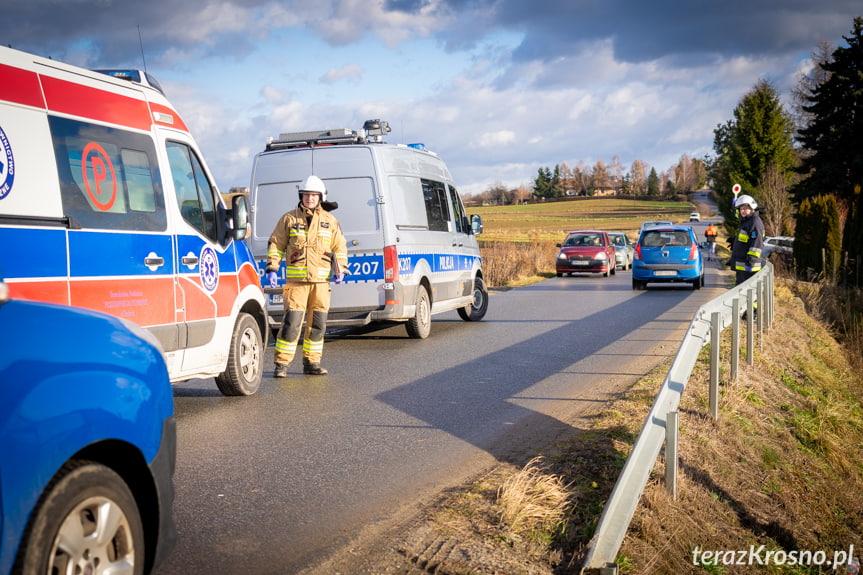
top-left (0, 279), bottom-right (176, 575)
top-left (632, 225), bottom-right (704, 290)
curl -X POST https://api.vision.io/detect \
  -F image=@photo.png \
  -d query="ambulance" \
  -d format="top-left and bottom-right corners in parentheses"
top-left (0, 46), bottom-right (268, 395)
top-left (248, 119), bottom-right (488, 339)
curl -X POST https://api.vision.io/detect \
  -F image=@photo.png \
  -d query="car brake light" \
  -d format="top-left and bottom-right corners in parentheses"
top-left (689, 242), bottom-right (698, 260)
top-left (634, 244), bottom-right (642, 261)
top-left (384, 244), bottom-right (399, 282)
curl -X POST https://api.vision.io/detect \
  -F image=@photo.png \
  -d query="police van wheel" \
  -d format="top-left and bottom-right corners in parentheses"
top-left (216, 313), bottom-right (263, 396)
top-left (406, 285), bottom-right (431, 339)
top-left (458, 277), bottom-right (489, 322)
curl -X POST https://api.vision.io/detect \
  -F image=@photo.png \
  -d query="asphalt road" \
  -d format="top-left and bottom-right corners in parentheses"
top-left (155, 258), bottom-right (729, 575)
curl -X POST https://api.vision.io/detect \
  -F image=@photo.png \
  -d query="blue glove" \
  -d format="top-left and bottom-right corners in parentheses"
top-left (334, 273), bottom-right (345, 284)
top-left (266, 271), bottom-right (278, 289)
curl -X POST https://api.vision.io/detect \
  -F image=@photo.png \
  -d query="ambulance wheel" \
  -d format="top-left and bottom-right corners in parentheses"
top-left (17, 461), bottom-right (145, 575)
top-left (458, 277), bottom-right (488, 322)
top-left (406, 285), bottom-right (431, 339)
top-left (216, 312), bottom-right (263, 396)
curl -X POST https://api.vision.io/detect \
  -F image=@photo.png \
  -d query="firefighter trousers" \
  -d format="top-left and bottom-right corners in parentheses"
top-left (274, 282), bottom-right (331, 365)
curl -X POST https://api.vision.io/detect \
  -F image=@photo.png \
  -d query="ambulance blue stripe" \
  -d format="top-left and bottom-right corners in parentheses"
top-left (69, 231), bottom-right (175, 276)
top-left (0, 227), bottom-right (68, 278)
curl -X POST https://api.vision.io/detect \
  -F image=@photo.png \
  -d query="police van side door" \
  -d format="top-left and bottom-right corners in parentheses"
top-left (447, 183), bottom-right (475, 299)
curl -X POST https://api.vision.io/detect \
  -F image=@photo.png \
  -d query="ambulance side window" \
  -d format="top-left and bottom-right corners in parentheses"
top-left (166, 141), bottom-right (218, 241)
top-left (50, 116), bottom-right (166, 231)
top-left (421, 179), bottom-right (450, 232)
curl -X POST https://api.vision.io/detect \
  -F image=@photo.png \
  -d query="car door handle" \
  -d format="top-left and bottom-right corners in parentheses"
top-left (182, 256), bottom-right (199, 265)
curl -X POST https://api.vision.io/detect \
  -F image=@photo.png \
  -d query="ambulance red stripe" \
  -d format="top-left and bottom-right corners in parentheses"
top-left (0, 64), bottom-right (45, 108)
top-left (41, 76), bottom-right (152, 132)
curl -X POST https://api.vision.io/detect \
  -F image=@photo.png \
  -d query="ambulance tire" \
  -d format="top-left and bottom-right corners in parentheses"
top-left (458, 277), bottom-right (489, 322)
top-left (216, 312), bottom-right (263, 396)
top-left (406, 285), bottom-right (431, 339)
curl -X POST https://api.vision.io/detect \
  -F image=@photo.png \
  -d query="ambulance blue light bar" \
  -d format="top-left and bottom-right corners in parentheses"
top-left (94, 69), bottom-right (165, 95)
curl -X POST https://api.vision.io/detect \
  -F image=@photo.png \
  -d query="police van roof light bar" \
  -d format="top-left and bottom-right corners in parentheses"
top-left (266, 119), bottom-right (391, 151)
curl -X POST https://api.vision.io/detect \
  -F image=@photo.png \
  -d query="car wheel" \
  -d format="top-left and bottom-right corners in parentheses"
top-left (632, 278), bottom-right (641, 290)
top-left (692, 275), bottom-right (703, 290)
top-left (611, 265), bottom-right (616, 276)
top-left (406, 284), bottom-right (431, 339)
top-left (457, 277), bottom-right (489, 322)
top-left (216, 312), bottom-right (263, 396)
top-left (556, 272), bottom-right (562, 277)
top-left (18, 461), bottom-right (145, 575)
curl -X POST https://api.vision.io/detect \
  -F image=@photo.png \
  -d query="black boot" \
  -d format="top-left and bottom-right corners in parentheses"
top-left (303, 360), bottom-right (328, 375)
top-left (273, 363), bottom-right (289, 378)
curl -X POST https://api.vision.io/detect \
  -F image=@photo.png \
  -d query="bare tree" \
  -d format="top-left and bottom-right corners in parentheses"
top-left (758, 162), bottom-right (795, 236)
top-left (629, 159), bottom-right (647, 195)
top-left (592, 159), bottom-right (609, 193)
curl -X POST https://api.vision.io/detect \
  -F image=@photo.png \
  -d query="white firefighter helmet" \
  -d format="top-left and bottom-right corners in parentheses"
top-left (298, 175), bottom-right (327, 202)
top-left (735, 194), bottom-right (758, 210)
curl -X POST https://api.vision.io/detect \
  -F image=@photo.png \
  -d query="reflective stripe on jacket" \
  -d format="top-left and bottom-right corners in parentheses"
top-left (731, 213), bottom-right (764, 273)
top-left (265, 203), bottom-right (348, 283)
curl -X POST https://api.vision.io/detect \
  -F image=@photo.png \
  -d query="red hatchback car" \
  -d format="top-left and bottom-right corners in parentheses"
top-left (555, 230), bottom-right (617, 277)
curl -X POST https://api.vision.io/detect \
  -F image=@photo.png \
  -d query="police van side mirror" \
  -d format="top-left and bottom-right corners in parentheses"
top-left (230, 195), bottom-right (250, 241)
top-left (470, 214), bottom-right (483, 235)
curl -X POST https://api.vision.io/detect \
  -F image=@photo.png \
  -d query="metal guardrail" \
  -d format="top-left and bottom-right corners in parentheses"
top-left (580, 263), bottom-right (775, 575)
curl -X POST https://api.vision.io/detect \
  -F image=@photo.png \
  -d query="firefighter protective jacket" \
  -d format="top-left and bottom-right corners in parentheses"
top-left (266, 203), bottom-right (348, 283)
top-left (731, 212), bottom-right (764, 273)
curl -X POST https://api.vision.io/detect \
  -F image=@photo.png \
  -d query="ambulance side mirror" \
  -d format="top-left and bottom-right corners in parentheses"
top-left (230, 195), bottom-right (250, 241)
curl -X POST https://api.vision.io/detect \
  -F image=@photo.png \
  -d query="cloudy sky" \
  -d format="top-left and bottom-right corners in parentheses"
top-left (2, 1), bottom-right (859, 195)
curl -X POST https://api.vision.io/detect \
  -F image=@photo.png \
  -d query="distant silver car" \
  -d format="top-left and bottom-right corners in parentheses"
top-left (763, 236), bottom-right (794, 262)
top-left (608, 232), bottom-right (634, 270)
top-left (689, 212), bottom-right (701, 222)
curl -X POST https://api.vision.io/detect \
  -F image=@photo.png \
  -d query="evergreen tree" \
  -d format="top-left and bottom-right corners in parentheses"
top-left (797, 17), bottom-right (863, 204)
top-left (711, 80), bottom-right (796, 232)
top-left (647, 168), bottom-right (660, 196)
top-left (794, 195), bottom-right (842, 280)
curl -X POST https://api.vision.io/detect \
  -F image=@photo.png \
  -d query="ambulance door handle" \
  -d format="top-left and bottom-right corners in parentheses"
top-left (182, 256), bottom-right (199, 266)
top-left (145, 252), bottom-right (165, 272)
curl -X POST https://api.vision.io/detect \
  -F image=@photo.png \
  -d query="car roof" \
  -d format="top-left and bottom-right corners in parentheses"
top-left (565, 230), bottom-right (607, 235)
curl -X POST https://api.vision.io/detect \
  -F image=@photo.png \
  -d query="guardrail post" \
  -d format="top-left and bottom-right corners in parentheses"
top-left (709, 312), bottom-right (720, 419)
top-left (746, 288), bottom-right (754, 365)
top-left (757, 278), bottom-right (764, 350)
top-left (731, 298), bottom-right (740, 381)
top-left (665, 411), bottom-right (678, 499)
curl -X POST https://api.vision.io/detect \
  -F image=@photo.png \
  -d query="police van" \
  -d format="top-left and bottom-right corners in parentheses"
top-left (0, 46), bottom-right (268, 395)
top-left (248, 119), bottom-right (488, 338)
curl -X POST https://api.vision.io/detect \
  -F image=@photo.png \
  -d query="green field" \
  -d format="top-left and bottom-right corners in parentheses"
top-left (471, 197), bottom-right (695, 242)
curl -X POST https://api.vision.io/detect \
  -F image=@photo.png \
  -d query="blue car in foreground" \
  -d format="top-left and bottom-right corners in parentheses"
top-left (0, 279), bottom-right (176, 575)
top-left (632, 225), bottom-right (704, 290)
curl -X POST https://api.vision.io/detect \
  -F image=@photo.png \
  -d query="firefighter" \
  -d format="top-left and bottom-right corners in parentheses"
top-left (265, 175), bottom-right (348, 377)
top-left (704, 223), bottom-right (718, 261)
top-left (730, 194), bottom-right (764, 285)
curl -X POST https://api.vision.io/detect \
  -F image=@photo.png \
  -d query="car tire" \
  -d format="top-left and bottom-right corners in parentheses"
top-left (692, 275), bottom-right (703, 290)
top-left (632, 278), bottom-right (642, 290)
top-left (556, 272), bottom-right (562, 277)
top-left (17, 461), bottom-right (145, 575)
top-left (216, 312), bottom-right (263, 396)
top-left (457, 277), bottom-right (489, 322)
top-left (406, 284), bottom-right (431, 339)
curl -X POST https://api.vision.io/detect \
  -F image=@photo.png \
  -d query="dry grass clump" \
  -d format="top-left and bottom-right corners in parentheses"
top-left (480, 237), bottom-right (558, 287)
top-left (497, 456), bottom-right (573, 538)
